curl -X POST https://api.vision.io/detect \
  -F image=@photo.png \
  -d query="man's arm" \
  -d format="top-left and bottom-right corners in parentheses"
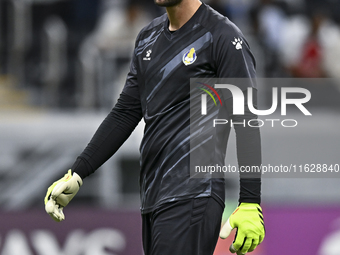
top-left (44, 42), bottom-right (142, 221)
top-left (215, 27), bottom-right (261, 204)
top-left (220, 88), bottom-right (264, 255)
top-left (231, 88), bottom-right (261, 204)
top-left (214, 22), bottom-right (264, 254)
top-left (44, 92), bottom-right (142, 221)
top-left (72, 92), bottom-right (142, 179)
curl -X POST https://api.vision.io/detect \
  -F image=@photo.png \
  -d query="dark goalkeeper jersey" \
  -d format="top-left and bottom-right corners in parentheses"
top-left (72, 3), bottom-right (261, 214)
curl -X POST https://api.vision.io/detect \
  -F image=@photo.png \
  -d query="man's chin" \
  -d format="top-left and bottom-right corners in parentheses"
top-left (154, 0), bottom-right (183, 7)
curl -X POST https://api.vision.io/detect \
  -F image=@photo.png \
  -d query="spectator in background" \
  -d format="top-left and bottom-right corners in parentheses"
top-left (289, 12), bottom-right (327, 78)
top-left (318, 11), bottom-right (340, 83)
top-left (94, 0), bottom-right (151, 53)
top-left (95, 0), bottom-right (152, 96)
top-left (77, 0), bottom-right (152, 108)
top-left (251, 0), bottom-right (287, 77)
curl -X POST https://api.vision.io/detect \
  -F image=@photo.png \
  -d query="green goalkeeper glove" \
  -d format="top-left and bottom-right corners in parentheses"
top-left (220, 203), bottom-right (265, 255)
top-left (44, 169), bottom-right (83, 222)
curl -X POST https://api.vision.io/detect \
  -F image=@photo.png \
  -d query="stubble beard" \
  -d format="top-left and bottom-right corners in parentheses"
top-left (154, 0), bottom-right (183, 7)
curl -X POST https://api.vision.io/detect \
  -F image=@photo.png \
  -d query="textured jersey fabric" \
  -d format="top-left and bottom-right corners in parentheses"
top-left (72, 3), bottom-right (261, 214)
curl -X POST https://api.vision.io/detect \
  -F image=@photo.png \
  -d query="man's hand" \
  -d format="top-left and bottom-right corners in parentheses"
top-left (45, 198), bottom-right (65, 222)
top-left (220, 203), bottom-right (265, 255)
top-left (44, 170), bottom-right (83, 222)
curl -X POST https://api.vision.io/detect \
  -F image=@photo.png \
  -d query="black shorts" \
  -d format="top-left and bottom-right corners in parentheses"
top-left (142, 196), bottom-right (224, 255)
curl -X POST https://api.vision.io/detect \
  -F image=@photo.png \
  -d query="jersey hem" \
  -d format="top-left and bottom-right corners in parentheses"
top-left (140, 191), bottom-right (225, 214)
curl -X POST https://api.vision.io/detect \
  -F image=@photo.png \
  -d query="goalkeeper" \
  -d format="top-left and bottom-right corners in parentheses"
top-left (44, 0), bottom-right (265, 254)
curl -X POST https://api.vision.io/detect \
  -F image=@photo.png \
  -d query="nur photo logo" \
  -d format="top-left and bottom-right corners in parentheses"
top-left (196, 81), bottom-right (312, 128)
top-left (197, 82), bottom-right (222, 115)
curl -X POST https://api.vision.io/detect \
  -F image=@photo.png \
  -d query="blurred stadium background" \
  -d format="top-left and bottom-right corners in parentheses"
top-left (1, 0), bottom-right (340, 254)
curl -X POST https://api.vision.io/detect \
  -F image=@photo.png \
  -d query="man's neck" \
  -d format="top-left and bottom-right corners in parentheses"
top-left (166, 0), bottom-right (202, 31)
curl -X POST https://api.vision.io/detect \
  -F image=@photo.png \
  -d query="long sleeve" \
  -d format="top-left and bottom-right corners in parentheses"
top-left (72, 92), bottom-right (143, 179)
top-left (226, 88), bottom-right (262, 204)
top-left (213, 23), bottom-right (261, 204)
